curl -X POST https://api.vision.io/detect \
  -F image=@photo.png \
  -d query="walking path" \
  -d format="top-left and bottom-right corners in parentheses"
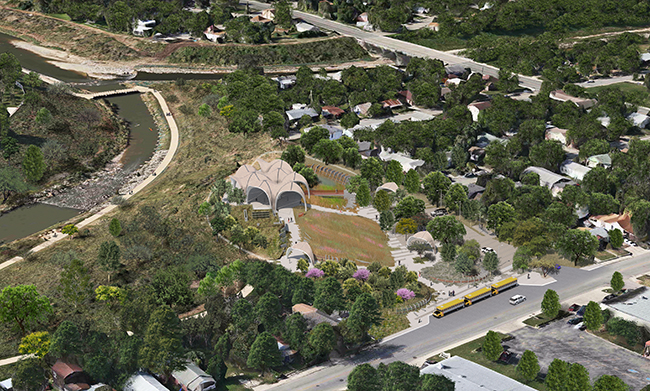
top-left (0, 87), bottom-right (179, 271)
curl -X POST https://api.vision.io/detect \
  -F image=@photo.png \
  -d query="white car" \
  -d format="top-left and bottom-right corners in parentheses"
top-left (574, 322), bottom-right (586, 330)
top-left (481, 247), bottom-right (494, 254)
top-left (624, 239), bottom-right (637, 247)
top-left (509, 295), bottom-right (526, 305)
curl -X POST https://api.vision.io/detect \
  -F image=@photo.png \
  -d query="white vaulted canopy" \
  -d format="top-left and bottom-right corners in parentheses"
top-left (288, 241), bottom-right (315, 263)
top-left (406, 231), bottom-right (435, 248)
top-left (229, 159), bottom-right (309, 211)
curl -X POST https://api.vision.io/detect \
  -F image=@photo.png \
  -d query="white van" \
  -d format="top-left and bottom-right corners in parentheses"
top-left (509, 295), bottom-right (526, 305)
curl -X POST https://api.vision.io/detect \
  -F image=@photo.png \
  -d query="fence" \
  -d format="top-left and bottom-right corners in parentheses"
top-left (392, 293), bottom-right (433, 315)
top-left (308, 164), bottom-right (351, 185)
top-left (427, 274), bottom-right (491, 285)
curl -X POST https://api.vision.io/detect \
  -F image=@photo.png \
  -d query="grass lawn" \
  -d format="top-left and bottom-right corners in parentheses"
top-left (370, 310), bottom-right (410, 340)
top-left (295, 208), bottom-right (393, 266)
top-left (444, 333), bottom-right (548, 391)
top-left (595, 250), bottom-right (616, 261)
top-left (591, 329), bottom-right (646, 354)
top-left (637, 275), bottom-right (650, 287)
top-left (587, 82), bottom-right (650, 107)
top-left (229, 205), bottom-right (283, 259)
top-left (307, 195), bottom-right (350, 210)
top-left (522, 311), bottom-right (569, 327)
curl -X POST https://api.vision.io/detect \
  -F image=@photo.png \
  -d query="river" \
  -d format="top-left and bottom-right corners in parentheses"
top-left (0, 32), bottom-right (164, 244)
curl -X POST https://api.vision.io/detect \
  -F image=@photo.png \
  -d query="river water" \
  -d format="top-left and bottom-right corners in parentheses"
top-left (0, 32), bottom-right (160, 244)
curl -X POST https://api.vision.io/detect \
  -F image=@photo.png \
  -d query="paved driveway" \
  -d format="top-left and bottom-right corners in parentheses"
top-left (506, 321), bottom-right (650, 390)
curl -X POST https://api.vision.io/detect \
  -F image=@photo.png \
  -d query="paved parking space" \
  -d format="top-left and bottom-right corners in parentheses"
top-left (506, 321), bottom-right (650, 390)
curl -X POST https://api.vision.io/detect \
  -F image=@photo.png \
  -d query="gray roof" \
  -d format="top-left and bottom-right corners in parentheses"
top-left (421, 356), bottom-right (536, 391)
top-left (467, 183), bottom-right (485, 198)
top-left (124, 372), bottom-right (168, 391)
top-left (607, 287), bottom-right (650, 323)
top-left (172, 362), bottom-right (216, 391)
top-left (286, 108), bottom-right (319, 121)
top-left (588, 154), bottom-right (612, 166)
top-left (522, 166), bottom-right (572, 189)
top-left (590, 227), bottom-right (609, 239)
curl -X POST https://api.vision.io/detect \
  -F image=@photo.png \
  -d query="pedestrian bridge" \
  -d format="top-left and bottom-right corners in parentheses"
top-left (72, 86), bottom-right (149, 100)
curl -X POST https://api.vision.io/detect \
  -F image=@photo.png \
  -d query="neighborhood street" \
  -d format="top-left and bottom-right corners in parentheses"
top-left (244, 0), bottom-right (543, 92)
top-left (256, 253), bottom-right (650, 391)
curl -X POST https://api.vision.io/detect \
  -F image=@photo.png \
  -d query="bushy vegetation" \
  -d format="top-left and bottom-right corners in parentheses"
top-left (168, 37), bottom-right (368, 66)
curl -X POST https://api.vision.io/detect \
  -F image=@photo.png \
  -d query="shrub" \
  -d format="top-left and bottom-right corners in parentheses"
top-left (305, 268), bottom-right (325, 278)
top-left (353, 269), bottom-right (370, 281)
top-left (395, 288), bottom-right (415, 300)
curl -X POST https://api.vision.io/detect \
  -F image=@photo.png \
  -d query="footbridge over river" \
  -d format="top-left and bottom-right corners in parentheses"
top-left (72, 86), bottom-right (149, 100)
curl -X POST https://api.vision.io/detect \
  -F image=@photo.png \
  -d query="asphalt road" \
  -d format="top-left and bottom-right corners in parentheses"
top-left (245, 1), bottom-right (543, 92)
top-left (260, 254), bottom-right (650, 391)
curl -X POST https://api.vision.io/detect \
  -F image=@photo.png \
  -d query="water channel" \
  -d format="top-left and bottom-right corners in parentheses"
top-left (0, 32), bottom-right (181, 244)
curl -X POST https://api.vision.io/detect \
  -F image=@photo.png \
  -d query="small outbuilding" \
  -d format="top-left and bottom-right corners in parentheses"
top-left (124, 372), bottom-right (168, 391)
top-left (173, 362), bottom-right (217, 391)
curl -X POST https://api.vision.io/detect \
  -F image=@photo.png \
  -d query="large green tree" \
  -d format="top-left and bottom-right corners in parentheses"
top-left (0, 166), bottom-right (29, 203)
top-left (373, 189), bottom-right (391, 212)
top-left (97, 241), bottom-right (121, 282)
top-left (308, 322), bottom-right (336, 357)
top-left (545, 358), bottom-right (569, 391)
top-left (347, 364), bottom-right (381, 391)
top-left (57, 259), bottom-right (92, 310)
top-left (347, 293), bottom-right (382, 341)
top-left (274, 0), bottom-right (293, 29)
top-left (427, 215), bottom-right (466, 244)
top-left (593, 374), bottom-right (628, 391)
top-left (422, 171), bottom-right (451, 206)
top-left (516, 350), bottom-right (540, 383)
top-left (567, 363), bottom-right (591, 391)
top-left (394, 195), bottom-right (425, 219)
top-left (22, 145), bottom-right (46, 182)
top-left (385, 160), bottom-right (404, 185)
top-left (584, 300), bottom-right (603, 331)
top-left (404, 169), bottom-right (420, 193)
top-left (255, 292), bottom-right (282, 334)
top-left (49, 320), bottom-right (82, 360)
top-left (360, 157), bottom-right (384, 188)
top-left (313, 277), bottom-right (345, 314)
top-left (247, 331), bottom-right (281, 373)
top-left (139, 306), bottom-right (186, 377)
top-left (556, 229), bottom-right (598, 266)
top-left (378, 361), bottom-right (421, 391)
top-left (541, 289), bottom-right (561, 319)
top-left (482, 330), bottom-right (502, 361)
top-left (420, 373), bottom-right (455, 391)
top-left (445, 183), bottom-right (468, 214)
top-left (610, 271), bottom-right (624, 292)
top-left (12, 358), bottom-right (48, 391)
top-left (0, 285), bottom-right (52, 335)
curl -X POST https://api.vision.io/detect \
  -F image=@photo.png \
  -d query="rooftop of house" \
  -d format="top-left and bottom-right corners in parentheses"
top-left (421, 356), bottom-right (536, 391)
top-left (607, 287), bottom-right (650, 324)
top-left (468, 101), bottom-right (492, 111)
top-left (549, 90), bottom-right (596, 108)
top-left (321, 105), bottom-right (345, 116)
top-left (382, 99), bottom-right (403, 108)
top-left (292, 303), bottom-right (341, 326)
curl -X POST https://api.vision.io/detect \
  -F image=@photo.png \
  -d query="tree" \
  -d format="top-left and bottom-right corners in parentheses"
top-left (427, 215), bottom-right (466, 244)
top-left (408, 242), bottom-right (431, 257)
top-left (340, 112), bottom-right (360, 129)
top-left (379, 210), bottom-right (395, 231)
top-left (139, 306), bottom-right (186, 377)
top-left (356, 181), bottom-right (371, 207)
top-left (313, 139), bottom-right (343, 164)
top-left (541, 289), bottom-right (561, 319)
top-left (23, 71), bottom-right (42, 90)
top-left (347, 293), bottom-right (381, 341)
top-left (232, 298), bottom-right (255, 332)
top-left (19, 331), bottom-right (50, 359)
top-left (611, 271), bottom-right (624, 293)
top-left (593, 375), bottom-right (628, 391)
top-left (584, 300), bottom-right (603, 331)
top-left (301, 126), bottom-right (329, 153)
top-left (281, 145), bottom-right (306, 167)
top-left (292, 276), bottom-right (315, 305)
top-left (35, 108), bottom-right (52, 125)
top-left (255, 292), bottom-right (282, 334)
top-left (247, 331), bottom-right (281, 373)
top-left (482, 331), bottom-right (502, 361)
top-left (556, 229), bottom-right (598, 266)
top-left (207, 334), bottom-right (231, 383)
top-left (61, 224), bottom-right (78, 236)
top-left (379, 361), bottom-right (421, 391)
top-left (422, 171), bottom-right (451, 205)
top-left (58, 259), bottom-right (92, 310)
top-left (12, 358), bottom-right (48, 391)
top-left (284, 313), bottom-right (307, 350)
top-left (545, 358), bottom-right (569, 391)
top-left (275, 0), bottom-right (293, 29)
top-left (49, 320), bottom-right (82, 360)
top-left (394, 196), bottom-right (425, 219)
top-left (97, 241), bottom-right (121, 282)
top-left (22, 145), bottom-right (46, 182)
top-left (373, 190), bottom-right (391, 212)
top-left (497, 68), bottom-right (519, 93)
top-left (106, 1), bottom-right (131, 31)
top-left (308, 322), bottom-right (336, 357)
top-left (609, 229), bottom-right (624, 249)
top-left (483, 251), bottom-right (499, 274)
top-left (360, 157), bottom-right (384, 188)
top-left (297, 258), bottom-right (309, 273)
top-left (455, 252), bottom-right (474, 275)
top-left (445, 183), bottom-right (468, 214)
top-left (151, 268), bottom-right (193, 308)
top-left (404, 169), bottom-right (420, 193)
top-left (314, 277), bottom-right (345, 314)
top-left (395, 218), bottom-right (417, 236)
top-left (0, 285), bottom-right (52, 335)
top-left (385, 160), bottom-right (404, 185)
top-left (0, 166), bottom-right (29, 203)
top-left (567, 363), bottom-right (591, 391)
top-left (420, 374), bottom-right (455, 391)
top-left (348, 364), bottom-right (381, 391)
top-left (529, 140), bottom-right (564, 172)
top-left (440, 242), bottom-right (456, 263)
top-left (108, 218), bottom-right (122, 237)
top-left (517, 350), bottom-right (540, 383)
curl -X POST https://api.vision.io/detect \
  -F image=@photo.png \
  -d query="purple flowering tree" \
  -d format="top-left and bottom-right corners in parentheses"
top-left (396, 288), bottom-right (415, 301)
top-left (353, 269), bottom-right (370, 281)
top-left (305, 268), bottom-right (325, 278)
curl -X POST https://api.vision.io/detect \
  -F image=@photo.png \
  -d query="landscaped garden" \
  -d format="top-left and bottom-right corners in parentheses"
top-left (295, 209), bottom-right (393, 266)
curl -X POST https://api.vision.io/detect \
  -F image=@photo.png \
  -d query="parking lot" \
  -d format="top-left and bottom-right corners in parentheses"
top-left (506, 320), bottom-right (650, 390)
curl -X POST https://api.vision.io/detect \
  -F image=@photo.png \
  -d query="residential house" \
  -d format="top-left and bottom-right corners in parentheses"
top-left (379, 147), bottom-right (425, 172)
top-left (261, 9), bottom-right (276, 20)
top-left (522, 166), bottom-right (575, 196)
top-left (468, 146), bottom-right (485, 162)
top-left (356, 12), bottom-right (369, 27)
top-left (203, 25), bottom-right (226, 43)
top-left (628, 112), bottom-right (650, 128)
top-left (588, 213), bottom-right (635, 239)
top-left (545, 126), bottom-right (569, 145)
top-left (413, 6), bottom-right (428, 13)
top-left (445, 76), bottom-right (462, 86)
top-left (292, 303), bottom-right (341, 329)
top-left (475, 132), bottom-right (505, 149)
top-left (305, 124), bottom-right (345, 140)
top-left (610, 138), bottom-right (629, 153)
top-left (272, 75), bottom-right (297, 90)
top-left (286, 107), bottom-right (319, 122)
top-left (124, 372), bottom-right (168, 391)
top-left (421, 356), bottom-right (536, 391)
top-left (173, 362), bottom-right (217, 391)
top-left (560, 161), bottom-right (591, 181)
top-left (353, 102), bottom-right (372, 117)
top-left (427, 22), bottom-right (440, 31)
top-left (275, 337), bottom-right (298, 364)
top-left (587, 153), bottom-right (612, 168)
top-left (549, 90), bottom-right (596, 109)
top-left (588, 227), bottom-right (610, 250)
top-left (52, 361), bottom-right (93, 391)
top-left (133, 19), bottom-right (156, 36)
top-left (321, 105), bottom-right (345, 118)
top-left (440, 86), bottom-right (452, 99)
top-left (467, 101), bottom-right (491, 122)
top-left (295, 22), bottom-right (319, 32)
top-left (641, 53), bottom-right (650, 63)
top-left (467, 183), bottom-right (485, 200)
top-left (250, 15), bottom-right (272, 23)
top-left (397, 90), bottom-right (414, 106)
top-left (382, 99), bottom-right (403, 110)
top-left (357, 141), bottom-right (376, 157)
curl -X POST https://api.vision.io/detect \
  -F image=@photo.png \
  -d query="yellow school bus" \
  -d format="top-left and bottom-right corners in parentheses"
top-left (432, 298), bottom-right (465, 318)
top-left (490, 277), bottom-right (518, 295)
top-left (463, 287), bottom-right (493, 306)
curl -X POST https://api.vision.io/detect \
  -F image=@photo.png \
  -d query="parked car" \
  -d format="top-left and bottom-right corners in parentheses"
top-left (0, 378), bottom-right (12, 391)
top-left (509, 295), bottom-right (526, 305)
top-left (568, 304), bottom-right (580, 312)
top-left (603, 294), bottom-right (617, 302)
top-left (498, 350), bottom-right (513, 363)
top-left (464, 172), bottom-right (476, 178)
top-left (573, 322), bottom-right (585, 330)
top-left (430, 208), bottom-right (447, 217)
top-left (576, 305), bottom-right (587, 316)
top-left (624, 238), bottom-right (637, 247)
top-left (587, 80), bottom-right (595, 83)
top-left (567, 317), bottom-right (583, 325)
top-left (481, 247), bottom-right (494, 254)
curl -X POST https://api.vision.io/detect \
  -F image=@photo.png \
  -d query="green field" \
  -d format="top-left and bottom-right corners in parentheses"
top-left (587, 82), bottom-right (650, 107)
